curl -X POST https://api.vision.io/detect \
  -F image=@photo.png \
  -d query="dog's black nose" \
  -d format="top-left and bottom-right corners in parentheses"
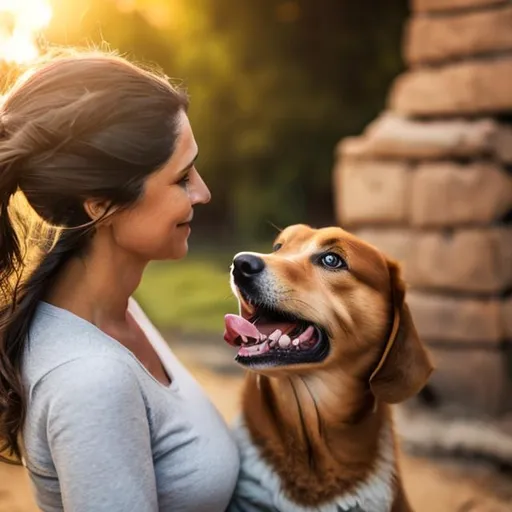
top-left (233, 253), bottom-right (265, 277)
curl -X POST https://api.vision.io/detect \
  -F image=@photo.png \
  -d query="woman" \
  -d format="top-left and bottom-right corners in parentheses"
top-left (0, 51), bottom-right (240, 511)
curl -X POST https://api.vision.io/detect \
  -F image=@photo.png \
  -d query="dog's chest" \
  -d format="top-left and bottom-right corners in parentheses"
top-left (228, 420), bottom-right (395, 512)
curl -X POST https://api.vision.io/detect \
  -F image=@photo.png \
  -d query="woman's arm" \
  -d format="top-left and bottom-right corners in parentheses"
top-left (33, 356), bottom-right (158, 512)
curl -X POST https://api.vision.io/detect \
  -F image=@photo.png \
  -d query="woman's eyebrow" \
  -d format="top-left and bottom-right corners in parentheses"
top-left (177, 151), bottom-right (199, 177)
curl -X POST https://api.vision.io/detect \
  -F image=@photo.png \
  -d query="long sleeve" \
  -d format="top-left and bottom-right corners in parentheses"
top-left (32, 356), bottom-right (159, 512)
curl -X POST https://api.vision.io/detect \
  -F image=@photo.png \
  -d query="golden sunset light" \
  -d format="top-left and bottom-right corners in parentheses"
top-left (0, 0), bottom-right (52, 64)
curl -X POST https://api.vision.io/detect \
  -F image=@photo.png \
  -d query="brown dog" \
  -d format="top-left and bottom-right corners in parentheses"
top-left (224, 224), bottom-right (433, 512)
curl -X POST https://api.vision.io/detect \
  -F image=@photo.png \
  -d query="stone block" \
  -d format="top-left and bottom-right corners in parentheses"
top-left (502, 297), bottom-right (512, 338)
top-left (405, 5), bottom-right (512, 65)
top-left (353, 228), bottom-right (413, 266)
top-left (338, 113), bottom-right (512, 163)
top-left (418, 345), bottom-right (512, 417)
top-left (409, 229), bottom-right (512, 293)
top-left (356, 228), bottom-right (512, 294)
top-left (495, 124), bottom-right (512, 162)
top-left (407, 291), bottom-right (503, 343)
top-left (410, 162), bottom-right (512, 227)
top-left (334, 159), bottom-right (411, 227)
top-left (389, 58), bottom-right (512, 116)
top-left (412, 0), bottom-right (506, 13)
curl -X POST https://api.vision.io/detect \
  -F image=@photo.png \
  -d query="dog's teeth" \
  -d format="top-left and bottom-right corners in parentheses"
top-left (269, 339), bottom-right (278, 348)
top-left (260, 333), bottom-right (267, 341)
top-left (241, 335), bottom-right (248, 344)
top-left (268, 329), bottom-right (282, 342)
top-left (292, 338), bottom-right (300, 347)
top-left (278, 334), bottom-right (291, 349)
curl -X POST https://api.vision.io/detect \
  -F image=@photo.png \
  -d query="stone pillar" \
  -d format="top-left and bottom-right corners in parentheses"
top-left (334, 0), bottom-right (512, 463)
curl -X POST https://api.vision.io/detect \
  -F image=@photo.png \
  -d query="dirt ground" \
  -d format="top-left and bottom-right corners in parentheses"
top-left (1, 346), bottom-right (511, 512)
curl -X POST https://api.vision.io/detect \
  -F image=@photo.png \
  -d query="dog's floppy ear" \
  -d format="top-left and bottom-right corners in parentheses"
top-left (369, 259), bottom-right (433, 404)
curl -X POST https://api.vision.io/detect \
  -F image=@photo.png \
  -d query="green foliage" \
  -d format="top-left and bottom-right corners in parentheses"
top-left (44, 0), bottom-right (407, 243)
top-left (134, 255), bottom-right (238, 335)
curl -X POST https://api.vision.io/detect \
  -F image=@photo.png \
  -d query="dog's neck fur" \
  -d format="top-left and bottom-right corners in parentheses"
top-left (241, 368), bottom-right (408, 511)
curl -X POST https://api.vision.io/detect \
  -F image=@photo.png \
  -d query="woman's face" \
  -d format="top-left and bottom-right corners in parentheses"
top-left (109, 111), bottom-right (211, 262)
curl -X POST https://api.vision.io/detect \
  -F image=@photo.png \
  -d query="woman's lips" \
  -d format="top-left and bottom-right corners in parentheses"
top-left (178, 213), bottom-right (194, 227)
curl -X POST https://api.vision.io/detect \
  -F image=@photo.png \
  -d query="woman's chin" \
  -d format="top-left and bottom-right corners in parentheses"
top-left (144, 228), bottom-right (192, 261)
top-left (175, 242), bottom-right (189, 260)
top-left (164, 240), bottom-right (189, 261)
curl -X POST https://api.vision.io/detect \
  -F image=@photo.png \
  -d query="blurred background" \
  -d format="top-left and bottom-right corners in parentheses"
top-left (1, 0), bottom-right (512, 511)
top-left (0, 0), bottom-right (408, 336)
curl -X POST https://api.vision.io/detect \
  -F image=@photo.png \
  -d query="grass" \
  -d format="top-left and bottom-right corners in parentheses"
top-left (134, 251), bottom-right (240, 335)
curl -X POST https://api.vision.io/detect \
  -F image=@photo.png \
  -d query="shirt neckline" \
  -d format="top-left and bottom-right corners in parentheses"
top-left (38, 300), bottom-right (180, 393)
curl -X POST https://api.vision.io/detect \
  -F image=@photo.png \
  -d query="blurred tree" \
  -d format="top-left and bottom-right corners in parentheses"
top-left (43, 0), bottom-right (407, 242)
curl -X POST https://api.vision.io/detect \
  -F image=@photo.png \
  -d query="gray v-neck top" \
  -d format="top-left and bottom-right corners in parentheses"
top-left (21, 299), bottom-right (240, 512)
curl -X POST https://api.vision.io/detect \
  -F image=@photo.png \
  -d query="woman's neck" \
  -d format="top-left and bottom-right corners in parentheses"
top-left (45, 229), bottom-right (147, 325)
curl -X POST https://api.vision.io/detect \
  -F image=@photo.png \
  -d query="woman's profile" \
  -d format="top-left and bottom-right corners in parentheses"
top-left (0, 50), bottom-right (239, 511)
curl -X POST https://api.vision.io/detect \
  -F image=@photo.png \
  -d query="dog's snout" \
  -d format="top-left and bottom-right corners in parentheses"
top-left (233, 253), bottom-right (265, 278)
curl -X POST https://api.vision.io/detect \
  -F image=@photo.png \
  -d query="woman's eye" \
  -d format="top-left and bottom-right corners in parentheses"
top-left (320, 252), bottom-right (347, 270)
top-left (178, 174), bottom-right (191, 188)
top-left (272, 243), bottom-right (282, 252)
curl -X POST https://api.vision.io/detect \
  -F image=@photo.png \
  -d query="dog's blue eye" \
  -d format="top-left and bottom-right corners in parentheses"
top-left (320, 252), bottom-right (346, 270)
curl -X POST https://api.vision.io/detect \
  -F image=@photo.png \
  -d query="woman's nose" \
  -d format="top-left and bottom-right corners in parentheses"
top-left (190, 169), bottom-right (211, 205)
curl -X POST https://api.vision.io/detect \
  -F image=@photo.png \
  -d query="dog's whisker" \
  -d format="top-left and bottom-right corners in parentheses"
top-left (266, 220), bottom-right (283, 233)
top-left (278, 295), bottom-right (321, 315)
top-left (278, 297), bottom-right (320, 320)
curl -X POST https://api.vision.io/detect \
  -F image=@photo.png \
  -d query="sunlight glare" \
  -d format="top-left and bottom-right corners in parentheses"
top-left (0, 0), bottom-right (52, 63)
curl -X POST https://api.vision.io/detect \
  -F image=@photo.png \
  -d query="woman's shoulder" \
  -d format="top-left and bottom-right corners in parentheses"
top-left (23, 302), bottom-right (137, 393)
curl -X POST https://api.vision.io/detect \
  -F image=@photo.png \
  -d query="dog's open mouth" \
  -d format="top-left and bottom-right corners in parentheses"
top-left (224, 305), bottom-right (329, 368)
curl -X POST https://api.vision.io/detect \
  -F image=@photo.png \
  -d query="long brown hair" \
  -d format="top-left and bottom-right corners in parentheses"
top-left (0, 50), bottom-right (188, 462)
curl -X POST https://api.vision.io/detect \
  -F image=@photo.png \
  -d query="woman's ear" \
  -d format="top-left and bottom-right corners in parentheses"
top-left (369, 259), bottom-right (434, 404)
top-left (83, 198), bottom-right (114, 223)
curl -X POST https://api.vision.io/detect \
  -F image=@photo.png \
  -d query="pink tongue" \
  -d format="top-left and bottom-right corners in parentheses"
top-left (224, 314), bottom-right (261, 345)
